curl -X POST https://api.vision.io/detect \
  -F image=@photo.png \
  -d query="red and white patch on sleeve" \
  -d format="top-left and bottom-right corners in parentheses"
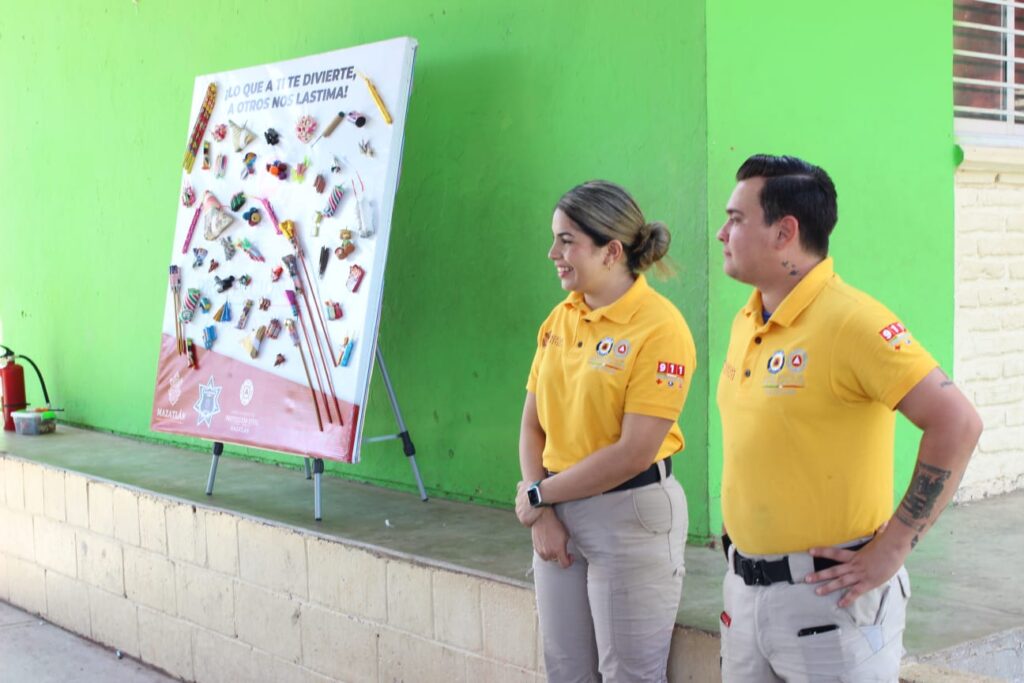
top-left (878, 321), bottom-right (913, 351)
top-left (657, 361), bottom-right (685, 377)
top-left (655, 361), bottom-right (687, 388)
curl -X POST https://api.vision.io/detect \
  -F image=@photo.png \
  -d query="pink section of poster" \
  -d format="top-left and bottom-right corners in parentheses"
top-left (151, 334), bottom-right (358, 462)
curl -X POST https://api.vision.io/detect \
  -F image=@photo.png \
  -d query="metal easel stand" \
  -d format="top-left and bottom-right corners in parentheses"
top-left (205, 345), bottom-right (428, 520)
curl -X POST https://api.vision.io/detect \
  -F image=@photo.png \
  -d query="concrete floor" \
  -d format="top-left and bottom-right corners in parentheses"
top-left (0, 600), bottom-right (173, 682)
top-left (2, 425), bottom-right (1023, 661)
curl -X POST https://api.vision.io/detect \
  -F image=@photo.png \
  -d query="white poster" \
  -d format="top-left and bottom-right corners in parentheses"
top-left (151, 37), bottom-right (417, 463)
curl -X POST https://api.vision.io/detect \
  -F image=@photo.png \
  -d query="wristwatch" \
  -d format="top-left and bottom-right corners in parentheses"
top-left (526, 479), bottom-right (549, 508)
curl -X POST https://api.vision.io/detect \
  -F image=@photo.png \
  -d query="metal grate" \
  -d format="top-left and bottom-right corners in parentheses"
top-left (954, 0), bottom-right (1024, 136)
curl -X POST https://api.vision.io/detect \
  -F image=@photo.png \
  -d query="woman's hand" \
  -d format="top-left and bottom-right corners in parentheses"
top-left (515, 480), bottom-right (544, 527)
top-left (531, 508), bottom-right (573, 568)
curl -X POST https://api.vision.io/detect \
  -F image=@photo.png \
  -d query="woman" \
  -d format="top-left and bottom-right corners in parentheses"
top-left (516, 180), bottom-right (696, 682)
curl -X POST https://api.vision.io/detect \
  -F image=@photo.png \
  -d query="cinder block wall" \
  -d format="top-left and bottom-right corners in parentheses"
top-left (0, 455), bottom-right (719, 682)
top-left (954, 146), bottom-right (1024, 500)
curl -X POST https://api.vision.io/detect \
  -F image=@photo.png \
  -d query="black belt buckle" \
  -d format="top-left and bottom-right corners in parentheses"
top-left (736, 556), bottom-right (768, 586)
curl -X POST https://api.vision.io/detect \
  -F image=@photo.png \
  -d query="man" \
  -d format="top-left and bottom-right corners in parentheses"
top-left (716, 154), bottom-right (982, 681)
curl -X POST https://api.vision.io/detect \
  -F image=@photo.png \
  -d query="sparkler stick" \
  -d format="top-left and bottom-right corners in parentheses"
top-left (285, 318), bottom-right (323, 432)
top-left (169, 266), bottom-right (184, 354)
top-left (286, 289), bottom-right (333, 423)
top-left (290, 247), bottom-right (343, 421)
top-left (284, 224), bottom-right (343, 409)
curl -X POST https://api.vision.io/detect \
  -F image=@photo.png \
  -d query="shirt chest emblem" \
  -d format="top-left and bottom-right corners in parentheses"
top-left (589, 337), bottom-right (628, 373)
top-left (763, 348), bottom-right (808, 395)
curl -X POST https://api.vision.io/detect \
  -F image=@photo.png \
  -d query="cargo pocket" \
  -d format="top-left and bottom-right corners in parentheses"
top-left (843, 582), bottom-right (891, 629)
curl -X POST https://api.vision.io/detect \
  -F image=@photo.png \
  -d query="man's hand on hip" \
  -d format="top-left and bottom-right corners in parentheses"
top-left (805, 530), bottom-right (907, 608)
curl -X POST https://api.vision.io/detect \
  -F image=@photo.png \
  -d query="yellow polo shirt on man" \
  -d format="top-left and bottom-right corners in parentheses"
top-left (528, 275), bottom-right (696, 473)
top-left (717, 258), bottom-right (937, 554)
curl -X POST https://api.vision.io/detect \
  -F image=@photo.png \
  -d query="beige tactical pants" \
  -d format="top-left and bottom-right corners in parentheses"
top-left (720, 542), bottom-right (910, 682)
top-left (533, 471), bottom-right (686, 683)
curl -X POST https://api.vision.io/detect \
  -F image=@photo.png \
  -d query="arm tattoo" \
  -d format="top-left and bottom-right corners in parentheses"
top-left (939, 370), bottom-right (954, 389)
top-left (895, 461), bottom-right (952, 533)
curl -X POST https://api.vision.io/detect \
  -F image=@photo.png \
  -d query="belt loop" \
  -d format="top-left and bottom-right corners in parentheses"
top-left (656, 459), bottom-right (667, 484)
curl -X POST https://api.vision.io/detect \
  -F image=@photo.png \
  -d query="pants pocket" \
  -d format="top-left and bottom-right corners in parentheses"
top-left (897, 566), bottom-right (911, 599)
top-left (632, 486), bottom-right (673, 535)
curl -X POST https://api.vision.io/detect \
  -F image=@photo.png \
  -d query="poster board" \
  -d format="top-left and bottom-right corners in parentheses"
top-left (151, 37), bottom-right (417, 463)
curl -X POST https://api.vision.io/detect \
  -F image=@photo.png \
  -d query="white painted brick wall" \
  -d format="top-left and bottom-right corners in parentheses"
top-left (87, 481), bottom-right (115, 536)
top-left (138, 606), bottom-right (195, 681)
top-left (22, 463), bottom-right (44, 515)
top-left (955, 157), bottom-right (1024, 500)
top-left (0, 457), bottom-right (720, 683)
top-left (41, 467), bottom-right (66, 522)
top-left (237, 518), bottom-right (307, 598)
top-left (44, 571), bottom-right (91, 634)
top-left (112, 487), bottom-right (141, 546)
top-left (88, 585), bottom-right (140, 658)
top-left (3, 459), bottom-right (24, 509)
top-left (307, 538), bottom-right (386, 621)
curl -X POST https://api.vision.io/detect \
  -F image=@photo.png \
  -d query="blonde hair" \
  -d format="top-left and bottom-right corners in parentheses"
top-left (556, 180), bottom-right (671, 274)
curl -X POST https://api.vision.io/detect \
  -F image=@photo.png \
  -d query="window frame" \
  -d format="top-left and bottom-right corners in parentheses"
top-left (954, 0), bottom-right (1024, 146)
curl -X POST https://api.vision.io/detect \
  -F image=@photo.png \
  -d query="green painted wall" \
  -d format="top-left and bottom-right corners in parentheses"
top-left (0, 2), bottom-right (711, 538)
top-left (704, 2), bottom-right (956, 534)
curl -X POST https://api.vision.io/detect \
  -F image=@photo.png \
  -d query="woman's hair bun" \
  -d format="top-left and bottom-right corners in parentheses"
top-left (629, 221), bottom-right (671, 272)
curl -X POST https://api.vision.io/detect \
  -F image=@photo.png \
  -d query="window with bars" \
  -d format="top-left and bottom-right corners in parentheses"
top-left (954, 0), bottom-right (1024, 137)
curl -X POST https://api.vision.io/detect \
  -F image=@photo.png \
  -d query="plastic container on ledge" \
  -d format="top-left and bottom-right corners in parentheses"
top-left (12, 410), bottom-right (56, 435)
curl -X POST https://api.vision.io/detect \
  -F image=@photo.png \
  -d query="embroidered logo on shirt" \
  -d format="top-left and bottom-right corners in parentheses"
top-left (542, 332), bottom-right (563, 347)
top-left (722, 362), bottom-right (736, 381)
top-left (596, 336), bottom-right (614, 356)
top-left (614, 340), bottom-right (631, 358)
top-left (762, 349), bottom-right (807, 395)
top-left (878, 322), bottom-right (913, 351)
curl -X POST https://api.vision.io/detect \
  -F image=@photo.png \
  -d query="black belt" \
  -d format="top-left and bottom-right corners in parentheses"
top-left (606, 458), bottom-right (672, 493)
top-left (546, 458), bottom-right (672, 494)
top-left (723, 534), bottom-right (867, 586)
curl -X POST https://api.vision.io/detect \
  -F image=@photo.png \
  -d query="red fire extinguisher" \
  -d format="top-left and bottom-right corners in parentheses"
top-left (1, 345), bottom-right (50, 431)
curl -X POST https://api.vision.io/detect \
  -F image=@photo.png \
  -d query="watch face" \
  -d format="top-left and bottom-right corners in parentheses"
top-left (527, 486), bottom-right (542, 507)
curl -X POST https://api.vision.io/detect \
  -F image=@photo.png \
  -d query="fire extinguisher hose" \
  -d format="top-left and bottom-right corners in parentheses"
top-left (0, 345), bottom-right (51, 406)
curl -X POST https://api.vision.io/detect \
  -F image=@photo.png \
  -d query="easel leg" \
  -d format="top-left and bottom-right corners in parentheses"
top-left (205, 441), bottom-right (224, 495)
top-left (304, 457), bottom-right (312, 480)
top-left (313, 458), bottom-right (324, 521)
top-left (375, 347), bottom-right (428, 501)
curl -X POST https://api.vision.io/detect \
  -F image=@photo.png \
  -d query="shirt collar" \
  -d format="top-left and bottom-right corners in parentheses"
top-left (742, 257), bottom-right (835, 328)
top-left (563, 274), bottom-right (650, 324)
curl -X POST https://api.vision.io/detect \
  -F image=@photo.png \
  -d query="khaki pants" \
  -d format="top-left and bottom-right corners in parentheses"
top-left (720, 543), bottom-right (910, 682)
top-left (533, 472), bottom-right (686, 683)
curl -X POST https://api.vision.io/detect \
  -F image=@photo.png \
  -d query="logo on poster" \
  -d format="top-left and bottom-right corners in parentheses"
top-left (240, 379), bottom-right (255, 406)
top-left (168, 371), bottom-right (183, 406)
top-left (194, 376), bottom-right (222, 427)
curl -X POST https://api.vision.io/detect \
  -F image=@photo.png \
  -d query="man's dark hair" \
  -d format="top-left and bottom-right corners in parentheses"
top-left (736, 154), bottom-right (838, 256)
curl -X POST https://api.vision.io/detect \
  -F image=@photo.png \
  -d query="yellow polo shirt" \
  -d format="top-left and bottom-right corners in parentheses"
top-left (717, 258), bottom-right (937, 554)
top-left (527, 275), bottom-right (696, 472)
